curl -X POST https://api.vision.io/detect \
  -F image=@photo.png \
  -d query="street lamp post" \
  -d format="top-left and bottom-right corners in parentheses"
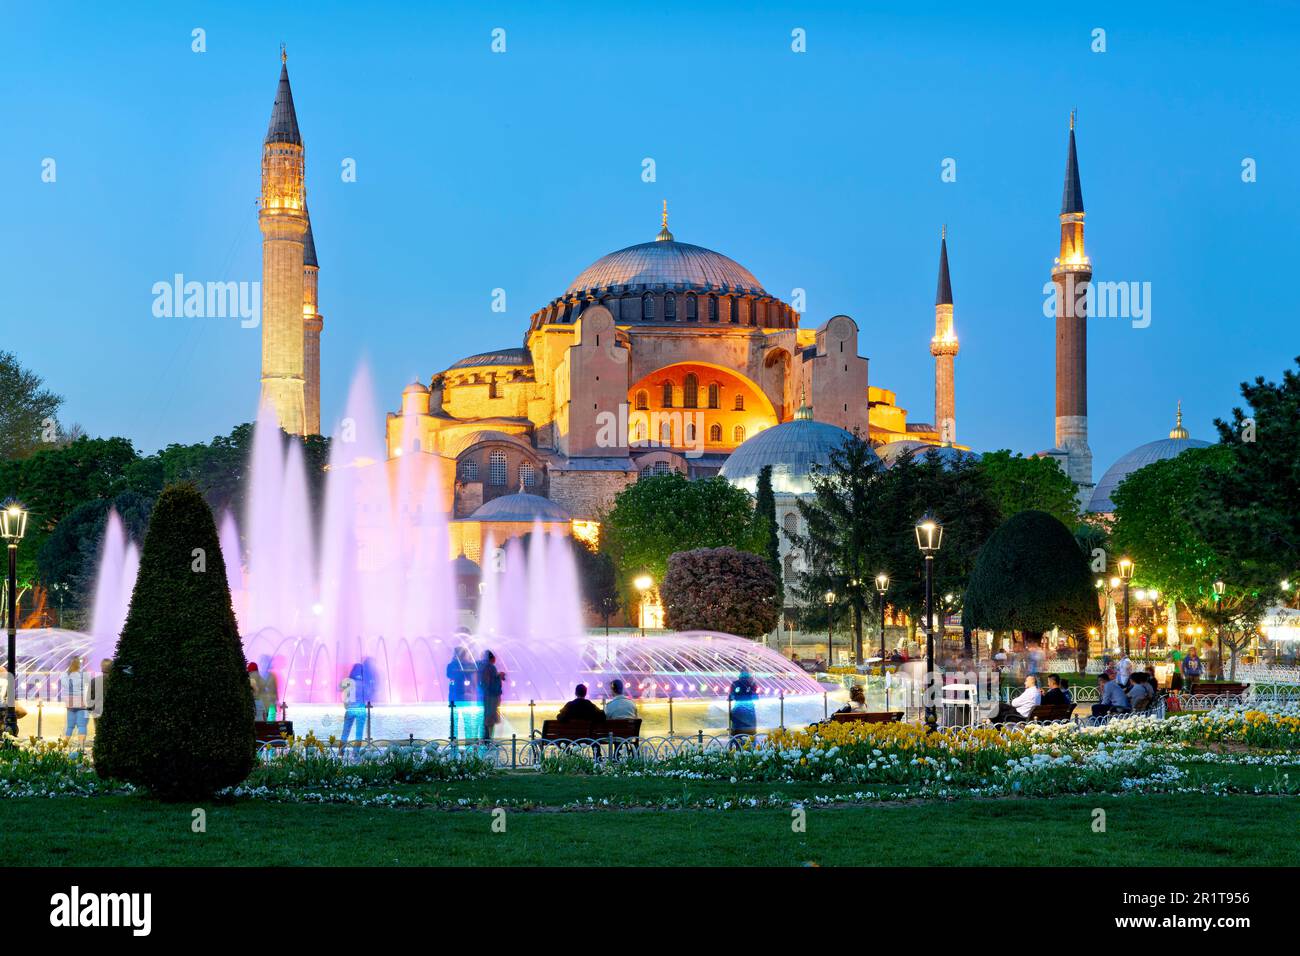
top-left (634, 574), bottom-right (653, 639)
top-left (915, 514), bottom-right (943, 728)
top-left (875, 573), bottom-right (889, 661)
top-left (2, 503), bottom-right (29, 737)
top-left (1212, 579), bottom-right (1226, 678)
top-left (823, 590), bottom-right (836, 665)
top-left (1118, 557), bottom-right (1134, 656)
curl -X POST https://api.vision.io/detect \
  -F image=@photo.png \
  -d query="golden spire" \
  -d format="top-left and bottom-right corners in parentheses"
top-left (1070, 108), bottom-right (1075, 131)
top-left (1169, 400), bottom-right (1189, 440)
top-left (281, 43), bottom-right (287, 64)
top-left (794, 386), bottom-right (813, 421)
top-left (656, 200), bottom-right (674, 242)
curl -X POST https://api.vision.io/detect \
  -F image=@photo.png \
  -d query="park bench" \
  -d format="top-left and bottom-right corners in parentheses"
top-left (1026, 702), bottom-right (1075, 723)
top-left (1188, 681), bottom-right (1250, 697)
top-left (536, 718), bottom-right (642, 758)
top-left (830, 711), bottom-right (904, 724)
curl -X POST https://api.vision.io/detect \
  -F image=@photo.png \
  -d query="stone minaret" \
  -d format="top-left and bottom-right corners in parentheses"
top-left (1052, 112), bottom-right (1093, 501)
top-left (259, 48), bottom-right (308, 436)
top-left (302, 207), bottom-right (323, 435)
top-left (930, 226), bottom-right (958, 444)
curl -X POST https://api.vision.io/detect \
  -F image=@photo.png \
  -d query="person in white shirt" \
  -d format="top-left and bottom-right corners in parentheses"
top-left (992, 676), bottom-right (1040, 724)
top-left (1115, 655), bottom-right (1134, 688)
top-left (603, 679), bottom-right (638, 720)
top-left (62, 658), bottom-right (90, 743)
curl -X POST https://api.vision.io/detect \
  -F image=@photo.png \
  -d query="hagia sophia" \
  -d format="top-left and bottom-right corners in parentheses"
top-left (254, 55), bottom-right (1206, 575)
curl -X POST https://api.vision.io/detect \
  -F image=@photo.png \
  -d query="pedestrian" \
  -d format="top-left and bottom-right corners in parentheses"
top-left (87, 658), bottom-right (112, 732)
top-left (62, 657), bottom-right (90, 745)
top-left (256, 656), bottom-right (279, 721)
top-left (728, 669), bottom-right (759, 742)
top-left (338, 663), bottom-right (367, 754)
top-left (478, 651), bottom-right (505, 741)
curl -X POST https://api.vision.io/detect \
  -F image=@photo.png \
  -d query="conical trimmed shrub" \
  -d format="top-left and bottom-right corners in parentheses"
top-left (962, 509), bottom-right (1098, 641)
top-left (94, 482), bottom-right (254, 799)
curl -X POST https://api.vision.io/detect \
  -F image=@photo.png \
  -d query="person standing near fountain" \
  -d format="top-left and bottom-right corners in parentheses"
top-left (256, 656), bottom-right (279, 721)
top-left (477, 651), bottom-right (504, 741)
top-left (728, 669), bottom-right (759, 742)
top-left (339, 663), bottom-right (367, 752)
top-left (447, 646), bottom-right (477, 738)
top-left (61, 657), bottom-right (90, 745)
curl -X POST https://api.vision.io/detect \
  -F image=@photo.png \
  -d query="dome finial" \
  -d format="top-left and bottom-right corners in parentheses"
top-left (794, 387), bottom-right (813, 421)
top-left (281, 42), bottom-right (287, 64)
top-left (656, 200), bottom-right (674, 242)
top-left (1169, 400), bottom-right (1189, 440)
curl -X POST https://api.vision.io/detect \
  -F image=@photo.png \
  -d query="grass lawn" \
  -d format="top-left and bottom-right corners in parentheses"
top-left (6, 771), bottom-right (1300, 866)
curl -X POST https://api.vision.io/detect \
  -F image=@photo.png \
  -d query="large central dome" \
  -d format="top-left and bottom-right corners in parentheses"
top-left (566, 239), bottom-right (767, 296)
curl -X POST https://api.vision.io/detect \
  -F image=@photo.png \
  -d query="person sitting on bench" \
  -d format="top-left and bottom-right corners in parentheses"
top-left (1041, 674), bottom-right (1070, 706)
top-left (556, 683), bottom-right (605, 723)
top-left (835, 684), bottom-right (868, 715)
top-left (992, 676), bottom-right (1039, 723)
top-left (603, 679), bottom-right (638, 720)
top-left (1127, 672), bottom-right (1155, 711)
top-left (1091, 673), bottom-right (1131, 718)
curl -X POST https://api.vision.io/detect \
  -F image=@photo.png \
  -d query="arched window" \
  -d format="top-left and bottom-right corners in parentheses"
top-left (459, 458), bottom-right (479, 481)
top-left (661, 381), bottom-right (673, 407)
top-left (664, 293), bottom-right (676, 321)
top-left (733, 425), bottom-right (746, 443)
top-left (488, 450), bottom-right (508, 486)
top-left (659, 420), bottom-right (673, 445)
top-left (783, 553), bottom-right (798, 580)
top-left (707, 382), bottom-right (720, 408)
top-left (730, 298), bottom-right (742, 324)
top-left (642, 294), bottom-right (655, 321)
top-left (707, 295), bottom-right (718, 322)
top-left (635, 389), bottom-right (649, 411)
top-left (734, 394), bottom-right (745, 411)
top-left (685, 421), bottom-right (696, 443)
top-left (683, 373), bottom-right (698, 408)
top-left (633, 421), bottom-right (647, 442)
top-left (708, 423), bottom-right (722, 442)
top-left (519, 461), bottom-right (536, 487)
top-left (685, 294), bottom-right (697, 321)
top-left (783, 512), bottom-right (799, 536)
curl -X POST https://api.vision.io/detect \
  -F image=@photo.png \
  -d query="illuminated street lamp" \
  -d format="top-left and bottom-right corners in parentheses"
top-left (1212, 579), bottom-right (1226, 671)
top-left (1118, 557), bottom-right (1135, 655)
top-left (915, 513), bottom-right (943, 727)
top-left (2, 502), bottom-right (29, 736)
top-left (634, 574), bottom-right (653, 638)
top-left (875, 573), bottom-right (890, 661)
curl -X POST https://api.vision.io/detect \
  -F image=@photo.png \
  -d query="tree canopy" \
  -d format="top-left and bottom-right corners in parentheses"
top-left (0, 350), bottom-right (64, 461)
top-left (976, 449), bottom-right (1080, 527)
top-left (602, 473), bottom-right (761, 604)
top-left (661, 546), bottom-right (779, 638)
top-left (962, 510), bottom-right (1098, 639)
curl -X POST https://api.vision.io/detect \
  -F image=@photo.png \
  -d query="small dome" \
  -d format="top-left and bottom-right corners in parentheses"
top-left (566, 240), bottom-right (766, 296)
top-left (877, 440), bottom-right (981, 469)
top-left (1089, 435), bottom-right (1210, 513)
top-left (402, 380), bottom-right (429, 394)
top-left (468, 492), bottom-right (571, 523)
top-left (720, 418), bottom-right (865, 495)
top-left (451, 554), bottom-right (481, 576)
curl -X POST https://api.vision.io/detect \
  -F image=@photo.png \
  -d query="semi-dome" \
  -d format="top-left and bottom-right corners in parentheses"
top-left (468, 492), bottom-right (571, 523)
top-left (566, 239), bottom-right (767, 297)
top-left (447, 347), bottom-right (531, 371)
top-left (1089, 404), bottom-right (1210, 513)
top-left (720, 412), bottom-right (864, 495)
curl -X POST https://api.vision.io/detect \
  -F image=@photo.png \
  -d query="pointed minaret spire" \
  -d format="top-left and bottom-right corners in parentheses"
top-left (930, 227), bottom-right (958, 443)
top-left (266, 48), bottom-right (302, 146)
top-left (1061, 110), bottom-right (1084, 215)
top-left (1169, 400), bottom-right (1189, 440)
top-left (935, 225), bottom-right (953, 306)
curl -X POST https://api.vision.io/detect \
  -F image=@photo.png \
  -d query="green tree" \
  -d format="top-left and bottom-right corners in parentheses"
top-left (603, 473), bottom-right (760, 606)
top-left (977, 449), bottom-right (1080, 526)
top-left (94, 483), bottom-right (254, 800)
top-left (0, 350), bottom-right (64, 460)
top-left (661, 546), bottom-right (779, 638)
top-left (1111, 445), bottom-right (1233, 606)
top-left (1192, 357), bottom-right (1300, 586)
top-left (752, 465), bottom-right (783, 607)
top-left (37, 491), bottom-right (153, 607)
top-left (962, 510), bottom-right (1098, 643)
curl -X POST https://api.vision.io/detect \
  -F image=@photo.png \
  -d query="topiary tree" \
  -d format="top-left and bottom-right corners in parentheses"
top-left (94, 482), bottom-right (254, 800)
top-left (661, 546), bottom-right (779, 638)
top-left (752, 465), bottom-right (783, 608)
top-left (962, 510), bottom-right (1098, 645)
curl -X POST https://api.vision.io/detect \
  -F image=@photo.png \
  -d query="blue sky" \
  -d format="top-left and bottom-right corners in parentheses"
top-left (3, 1), bottom-right (1297, 474)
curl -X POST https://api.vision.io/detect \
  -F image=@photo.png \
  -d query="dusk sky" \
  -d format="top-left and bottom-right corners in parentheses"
top-left (4, 1), bottom-right (1297, 472)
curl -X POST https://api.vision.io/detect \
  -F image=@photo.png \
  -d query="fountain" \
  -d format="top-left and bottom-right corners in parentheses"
top-left (28, 362), bottom-right (830, 736)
